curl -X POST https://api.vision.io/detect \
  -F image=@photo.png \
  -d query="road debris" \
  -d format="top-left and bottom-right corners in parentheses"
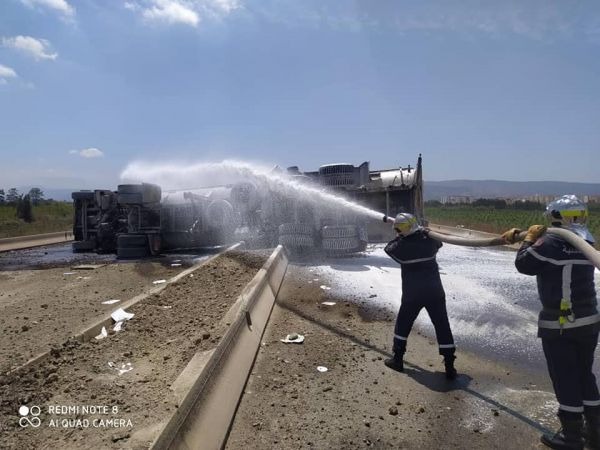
top-left (101, 299), bottom-right (120, 305)
top-left (153, 279), bottom-right (167, 285)
top-left (280, 333), bottom-right (305, 344)
top-left (108, 361), bottom-right (133, 375)
top-left (111, 308), bottom-right (134, 322)
top-left (95, 326), bottom-right (108, 340)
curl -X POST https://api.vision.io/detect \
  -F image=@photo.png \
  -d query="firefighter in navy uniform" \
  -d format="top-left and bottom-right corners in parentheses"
top-left (503, 195), bottom-right (600, 450)
top-left (383, 213), bottom-right (457, 379)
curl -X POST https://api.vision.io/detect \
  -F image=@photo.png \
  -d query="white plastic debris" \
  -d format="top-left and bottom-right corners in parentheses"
top-left (320, 285), bottom-right (331, 291)
top-left (280, 333), bottom-right (305, 344)
top-left (102, 299), bottom-right (120, 305)
top-left (111, 308), bottom-right (134, 322)
top-left (77, 276), bottom-right (91, 280)
top-left (108, 361), bottom-right (133, 375)
top-left (321, 301), bottom-right (336, 306)
top-left (172, 259), bottom-right (182, 263)
top-left (94, 326), bottom-right (108, 340)
top-left (113, 321), bottom-right (124, 332)
top-left (170, 263), bottom-right (182, 267)
top-left (317, 366), bottom-right (328, 372)
top-left (63, 272), bottom-right (75, 276)
top-left (153, 279), bottom-right (167, 285)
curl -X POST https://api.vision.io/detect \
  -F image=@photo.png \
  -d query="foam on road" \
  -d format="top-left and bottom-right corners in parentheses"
top-left (312, 244), bottom-right (600, 372)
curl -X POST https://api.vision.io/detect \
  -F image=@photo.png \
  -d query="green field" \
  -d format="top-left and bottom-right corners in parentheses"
top-left (424, 205), bottom-right (600, 239)
top-left (0, 203), bottom-right (73, 239)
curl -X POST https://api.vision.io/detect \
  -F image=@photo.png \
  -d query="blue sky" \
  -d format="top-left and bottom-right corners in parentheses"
top-left (1, 0), bottom-right (600, 189)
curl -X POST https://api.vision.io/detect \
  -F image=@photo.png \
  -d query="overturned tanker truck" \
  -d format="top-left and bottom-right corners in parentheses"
top-left (71, 155), bottom-right (423, 258)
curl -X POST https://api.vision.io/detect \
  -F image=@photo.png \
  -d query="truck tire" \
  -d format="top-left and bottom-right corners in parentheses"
top-left (72, 191), bottom-right (95, 201)
top-left (206, 200), bottom-right (234, 228)
top-left (322, 237), bottom-right (363, 255)
top-left (117, 246), bottom-right (149, 259)
top-left (278, 223), bottom-right (314, 236)
top-left (117, 193), bottom-right (143, 205)
top-left (278, 234), bottom-right (315, 248)
top-left (117, 184), bottom-right (161, 204)
top-left (72, 240), bottom-right (96, 252)
top-left (321, 225), bottom-right (359, 239)
top-left (117, 234), bottom-right (148, 248)
top-left (278, 234), bottom-right (316, 257)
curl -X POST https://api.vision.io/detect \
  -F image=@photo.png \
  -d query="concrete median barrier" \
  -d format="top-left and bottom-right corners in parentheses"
top-left (0, 231), bottom-right (73, 252)
top-left (151, 245), bottom-right (289, 450)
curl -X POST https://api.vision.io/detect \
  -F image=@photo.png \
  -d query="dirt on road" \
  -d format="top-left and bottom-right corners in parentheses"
top-left (0, 250), bottom-right (268, 450)
top-left (0, 260), bottom-right (183, 373)
top-left (227, 264), bottom-right (557, 450)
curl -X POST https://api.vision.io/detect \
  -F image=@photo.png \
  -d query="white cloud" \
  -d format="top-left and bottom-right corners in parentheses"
top-left (0, 64), bottom-right (18, 84)
top-left (2, 36), bottom-right (58, 61)
top-left (20, 0), bottom-right (75, 18)
top-left (143, 0), bottom-right (200, 26)
top-left (127, 0), bottom-right (241, 27)
top-left (70, 148), bottom-right (104, 158)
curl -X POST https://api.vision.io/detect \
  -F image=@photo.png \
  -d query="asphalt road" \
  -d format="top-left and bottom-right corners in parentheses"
top-left (313, 244), bottom-right (600, 374)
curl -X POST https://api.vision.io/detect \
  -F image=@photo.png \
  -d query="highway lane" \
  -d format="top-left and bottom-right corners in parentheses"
top-left (313, 244), bottom-right (600, 373)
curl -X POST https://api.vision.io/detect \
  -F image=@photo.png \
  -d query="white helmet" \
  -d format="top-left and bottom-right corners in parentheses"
top-left (545, 195), bottom-right (594, 242)
top-left (393, 213), bottom-right (420, 237)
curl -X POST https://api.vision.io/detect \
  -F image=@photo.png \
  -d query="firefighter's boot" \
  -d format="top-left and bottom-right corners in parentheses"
top-left (444, 355), bottom-right (457, 380)
top-left (384, 353), bottom-right (404, 373)
top-left (541, 414), bottom-right (584, 450)
top-left (584, 407), bottom-right (600, 449)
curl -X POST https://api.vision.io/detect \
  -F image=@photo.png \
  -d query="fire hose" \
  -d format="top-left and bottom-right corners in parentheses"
top-left (382, 216), bottom-right (600, 271)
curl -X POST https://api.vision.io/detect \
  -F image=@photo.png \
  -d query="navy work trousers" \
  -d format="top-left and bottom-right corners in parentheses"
top-left (393, 293), bottom-right (455, 357)
top-left (542, 332), bottom-right (600, 414)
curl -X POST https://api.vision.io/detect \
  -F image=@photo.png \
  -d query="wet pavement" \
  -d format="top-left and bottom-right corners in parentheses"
top-left (311, 244), bottom-right (600, 374)
top-left (0, 242), bottom-right (220, 271)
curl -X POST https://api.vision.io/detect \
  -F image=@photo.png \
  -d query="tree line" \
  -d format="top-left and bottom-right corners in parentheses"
top-left (426, 199), bottom-right (545, 210)
top-left (0, 187), bottom-right (46, 223)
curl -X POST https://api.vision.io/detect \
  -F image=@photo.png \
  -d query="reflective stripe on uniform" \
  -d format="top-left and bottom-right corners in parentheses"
top-left (394, 334), bottom-right (407, 341)
top-left (397, 256), bottom-right (436, 264)
top-left (538, 313), bottom-right (600, 330)
top-left (559, 404), bottom-right (585, 413)
top-left (562, 265), bottom-right (572, 308)
top-left (438, 344), bottom-right (455, 349)
top-left (527, 247), bottom-right (593, 266)
top-left (583, 400), bottom-right (600, 406)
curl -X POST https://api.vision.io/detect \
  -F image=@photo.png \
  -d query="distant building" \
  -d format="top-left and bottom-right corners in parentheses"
top-left (441, 195), bottom-right (472, 205)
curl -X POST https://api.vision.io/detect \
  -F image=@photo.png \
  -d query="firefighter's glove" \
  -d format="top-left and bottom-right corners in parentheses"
top-left (524, 225), bottom-right (547, 243)
top-left (501, 228), bottom-right (522, 244)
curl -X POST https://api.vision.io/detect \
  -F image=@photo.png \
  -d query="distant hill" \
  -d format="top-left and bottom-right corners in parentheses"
top-left (7, 180), bottom-right (600, 203)
top-left (424, 180), bottom-right (600, 201)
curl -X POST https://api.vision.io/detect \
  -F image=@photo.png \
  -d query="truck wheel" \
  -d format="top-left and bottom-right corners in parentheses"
top-left (206, 200), bottom-right (235, 228)
top-left (278, 234), bottom-right (315, 248)
top-left (72, 240), bottom-right (96, 252)
top-left (117, 246), bottom-right (150, 259)
top-left (117, 193), bottom-right (143, 205)
top-left (322, 237), bottom-right (362, 255)
top-left (278, 223), bottom-right (314, 236)
top-left (117, 234), bottom-right (148, 248)
top-left (321, 225), bottom-right (359, 239)
top-left (117, 184), bottom-right (161, 204)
